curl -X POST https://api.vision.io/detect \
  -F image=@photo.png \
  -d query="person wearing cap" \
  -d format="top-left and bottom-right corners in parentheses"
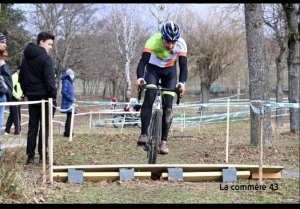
top-left (4, 65), bottom-right (23, 135)
top-left (60, 68), bottom-right (77, 138)
top-left (19, 31), bottom-right (57, 165)
top-left (0, 32), bottom-right (13, 135)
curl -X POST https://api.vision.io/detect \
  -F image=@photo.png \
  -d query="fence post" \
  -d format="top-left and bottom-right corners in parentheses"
top-left (41, 99), bottom-right (46, 183)
top-left (259, 104), bottom-right (264, 185)
top-left (89, 110), bottom-right (92, 129)
top-left (69, 104), bottom-right (75, 142)
top-left (226, 98), bottom-right (230, 163)
top-left (48, 98), bottom-right (54, 183)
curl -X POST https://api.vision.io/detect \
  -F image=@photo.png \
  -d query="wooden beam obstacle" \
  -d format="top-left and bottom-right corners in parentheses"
top-left (51, 164), bottom-right (284, 183)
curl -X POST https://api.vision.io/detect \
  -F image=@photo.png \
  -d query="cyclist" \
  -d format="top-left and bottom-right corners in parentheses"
top-left (124, 96), bottom-right (141, 117)
top-left (135, 21), bottom-right (187, 154)
top-left (110, 96), bottom-right (118, 110)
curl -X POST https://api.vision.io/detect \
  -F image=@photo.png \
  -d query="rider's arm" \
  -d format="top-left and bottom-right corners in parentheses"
top-left (125, 103), bottom-right (130, 110)
top-left (178, 55), bottom-right (188, 84)
top-left (136, 52), bottom-right (151, 79)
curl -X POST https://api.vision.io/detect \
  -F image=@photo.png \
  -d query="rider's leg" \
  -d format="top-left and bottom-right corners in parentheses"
top-left (140, 89), bottom-right (156, 134)
top-left (160, 66), bottom-right (177, 143)
top-left (137, 89), bottom-right (156, 145)
top-left (161, 94), bottom-right (174, 142)
top-left (129, 107), bottom-right (136, 117)
top-left (159, 67), bottom-right (177, 154)
top-left (139, 64), bottom-right (159, 137)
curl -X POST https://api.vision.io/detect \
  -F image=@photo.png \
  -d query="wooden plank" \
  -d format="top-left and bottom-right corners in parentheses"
top-left (161, 171), bottom-right (250, 182)
top-left (53, 172), bottom-right (151, 182)
top-left (52, 164), bottom-right (284, 174)
top-left (251, 172), bottom-right (282, 179)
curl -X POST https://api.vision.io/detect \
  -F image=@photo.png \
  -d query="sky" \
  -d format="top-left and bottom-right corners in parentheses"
top-left (12, 3), bottom-right (217, 31)
top-left (12, 3), bottom-right (216, 15)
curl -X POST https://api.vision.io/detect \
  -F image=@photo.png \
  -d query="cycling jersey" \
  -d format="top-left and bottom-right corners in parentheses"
top-left (144, 33), bottom-right (187, 68)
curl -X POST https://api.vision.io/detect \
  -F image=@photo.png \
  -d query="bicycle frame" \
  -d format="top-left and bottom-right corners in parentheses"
top-left (112, 113), bottom-right (141, 129)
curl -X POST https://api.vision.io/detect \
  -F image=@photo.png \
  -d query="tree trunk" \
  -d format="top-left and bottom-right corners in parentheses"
top-left (200, 82), bottom-right (211, 115)
top-left (276, 37), bottom-right (288, 127)
top-left (124, 61), bottom-right (131, 98)
top-left (102, 80), bottom-right (108, 100)
top-left (282, 3), bottom-right (300, 134)
top-left (244, 4), bottom-right (272, 147)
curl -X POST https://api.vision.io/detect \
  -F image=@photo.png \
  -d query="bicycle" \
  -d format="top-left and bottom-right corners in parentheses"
top-left (138, 81), bottom-right (182, 164)
top-left (112, 111), bottom-right (141, 129)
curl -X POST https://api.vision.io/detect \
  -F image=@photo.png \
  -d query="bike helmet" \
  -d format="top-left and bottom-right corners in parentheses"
top-left (161, 21), bottom-right (181, 41)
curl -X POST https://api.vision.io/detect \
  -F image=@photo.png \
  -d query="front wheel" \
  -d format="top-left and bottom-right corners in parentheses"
top-left (112, 115), bottom-right (125, 128)
top-left (147, 110), bottom-right (161, 164)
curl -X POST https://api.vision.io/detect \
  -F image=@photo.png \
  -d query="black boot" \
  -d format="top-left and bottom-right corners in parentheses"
top-left (39, 156), bottom-right (49, 164)
top-left (26, 155), bottom-right (34, 165)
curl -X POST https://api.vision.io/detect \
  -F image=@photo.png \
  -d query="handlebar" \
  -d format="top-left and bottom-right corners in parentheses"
top-left (137, 80), bottom-right (182, 105)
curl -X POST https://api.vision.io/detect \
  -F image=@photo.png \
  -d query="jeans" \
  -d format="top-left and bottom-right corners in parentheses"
top-left (5, 97), bottom-right (21, 134)
top-left (0, 94), bottom-right (7, 134)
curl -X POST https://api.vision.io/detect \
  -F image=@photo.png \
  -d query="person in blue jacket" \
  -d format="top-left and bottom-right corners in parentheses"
top-left (60, 69), bottom-right (76, 137)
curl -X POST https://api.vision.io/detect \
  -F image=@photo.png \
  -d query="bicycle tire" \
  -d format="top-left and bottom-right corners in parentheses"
top-left (137, 122), bottom-right (141, 129)
top-left (112, 115), bottom-right (125, 128)
top-left (148, 110), bottom-right (161, 164)
top-left (134, 116), bottom-right (141, 128)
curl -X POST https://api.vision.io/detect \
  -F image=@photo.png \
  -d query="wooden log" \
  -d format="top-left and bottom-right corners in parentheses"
top-left (161, 171), bottom-right (250, 182)
top-left (53, 171), bottom-right (151, 183)
top-left (251, 172), bottom-right (282, 179)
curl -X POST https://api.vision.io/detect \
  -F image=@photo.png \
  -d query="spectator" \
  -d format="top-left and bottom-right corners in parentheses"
top-left (4, 65), bottom-right (23, 135)
top-left (0, 33), bottom-right (13, 135)
top-left (19, 31), bottom-right (57, 165)
top-left (60, 69), bottom-right (77, 138)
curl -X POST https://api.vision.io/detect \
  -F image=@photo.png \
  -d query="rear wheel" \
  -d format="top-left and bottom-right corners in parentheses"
top-left (112, 115), bottom-right (125, 128)
top-left (148, 110), bottom-right (161, 164)
top-left (133, 117), bottom-right (141, 128)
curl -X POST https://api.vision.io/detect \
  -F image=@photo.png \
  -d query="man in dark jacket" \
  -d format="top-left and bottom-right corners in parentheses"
top-left (19, 31), bottom-right (57, 165)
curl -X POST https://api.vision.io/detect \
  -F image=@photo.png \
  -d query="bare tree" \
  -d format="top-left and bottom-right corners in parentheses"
top-left (282, 3), bottom-right (300, 134)
top-left (178, 6), bottom-right (247, 115)
top-left (263, 4), bottom-right (289, 127)
top-left (245, 4), bottom-right (272, 147)
top-left (148, 4), bottom-right (183, 32)
top-left (25, 4), bottom-right (101, 91)
top-left (102, 4), bottom-right (147, 99)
